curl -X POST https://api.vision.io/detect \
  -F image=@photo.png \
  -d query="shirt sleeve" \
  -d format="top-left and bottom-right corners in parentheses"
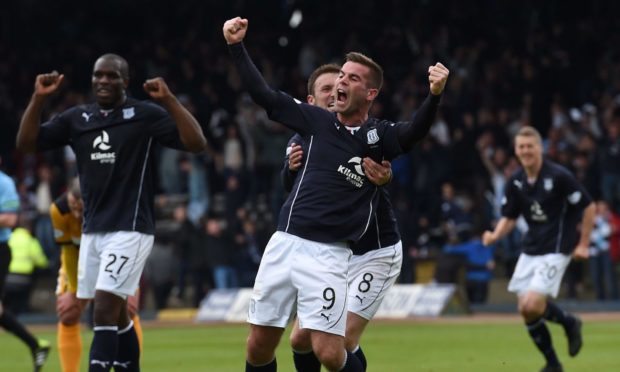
top-left (559, 170), bottom-right (593, 210)
top-left (36, 109), bottom-right (73, 151)
top-left (395, 94), bottom-right (442, 153)
top-left (228, 42), bottom-right (326, 136)
top-left (0, 176), bottom-right (19, 213)
top-left (501, 178), bottom-right (521, 219)
top-left (146, 103), bottom-right (187, 150)
top-left (281, 134), bottom-right (304, 192)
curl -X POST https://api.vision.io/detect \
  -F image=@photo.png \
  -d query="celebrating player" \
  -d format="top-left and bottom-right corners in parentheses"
top-left (224, 17), bottom-right (448, 372)
top-left (17, 53), bottom-right (206, 372)
top-left (483, 126), bottom-right (595, 372)
top-left (282, 63), bottom-right (400, 372)
top-left (52, 179), bottom-right (143, 372)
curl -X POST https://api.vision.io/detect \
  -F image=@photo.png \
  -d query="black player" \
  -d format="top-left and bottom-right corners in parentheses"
top-left (17, 53), bottom-right (206, 372)
top-left (224, 17), bottom-right (448, 372)
top-left (483, 126), bottom-right (595, 372)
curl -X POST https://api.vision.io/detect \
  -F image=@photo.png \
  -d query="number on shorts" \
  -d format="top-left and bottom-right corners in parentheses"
top-left (104, 254), bottom-right (130, 275)
top-left (358, 273), bottom-right (374, 293)
top-left (322, 287), bottom-right (335, 310)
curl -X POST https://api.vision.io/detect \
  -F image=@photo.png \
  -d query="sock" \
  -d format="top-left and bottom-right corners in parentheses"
top-left (0, 310), bottom-right (39, 351)
top-left (58, 322), bottom-right (82, 372)
top-left (89, 326), bottom-right (118, 372)
top-left (339, 350), bottom-right (363, 372)
top-left (352, 345), bottom-right (367, 371)
top-left (246, 357), bottom-right (277, 371)
top-left (526, 318), bottom-right (560, 367)
top-left (114, 321), bottom-right (140, 371)
top-left (544, 302), bottom-right (576, 329)
top-left (131, 314), bottom-right (144, 353)
top-left (292, 349), bottom-right (321, 372)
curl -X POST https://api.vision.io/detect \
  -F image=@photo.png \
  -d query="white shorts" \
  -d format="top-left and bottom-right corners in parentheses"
top-left (508, 253), bottom-right (572, 298)
top-left (347, 242), bottom-right (403, 320)
top-left (248, 231), bottom-right (351, 336)
top-left (77, 231), bottom-right (153, 300)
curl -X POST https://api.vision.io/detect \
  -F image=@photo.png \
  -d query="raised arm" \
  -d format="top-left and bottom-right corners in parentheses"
top-left (396, 63), bottom-right (449, 152)
top-left (224, 17), bottom-right (279, 110)
top-left (17, 71), bottom-right (65, 152)
top-left (143, 77), bottom-right (206, 153)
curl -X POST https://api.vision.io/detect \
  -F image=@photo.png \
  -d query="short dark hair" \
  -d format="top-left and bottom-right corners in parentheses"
top-left (98, 53), bottom-right (130, 80)
top-left (344, 52), bottom-right (383, 90)
top-left (307, 63), bottom-right (341, 96)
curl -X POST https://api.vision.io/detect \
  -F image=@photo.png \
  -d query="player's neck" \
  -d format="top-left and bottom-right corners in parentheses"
top-left (524, 160), bottom-right (542, 181)
top-left (337, 110), bottom-right (368, 127)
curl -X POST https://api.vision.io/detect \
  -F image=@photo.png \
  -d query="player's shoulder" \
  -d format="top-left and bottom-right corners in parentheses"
top-left (0, 171), bottom-right (17, 190)
top-left (506, 167), bottom-right (526, 188)
top-left (48, 105), bottom-right (90, 122)
top-left (543, 159), bottom-right (575, 180)
top-left (128, 97), bottom-right (168, 117)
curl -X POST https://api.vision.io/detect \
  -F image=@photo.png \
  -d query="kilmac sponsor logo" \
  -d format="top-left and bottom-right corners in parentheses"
top-left (91, 130), bottom-right (116, 164)
top-left (337, 157), bottom-right (365, 188)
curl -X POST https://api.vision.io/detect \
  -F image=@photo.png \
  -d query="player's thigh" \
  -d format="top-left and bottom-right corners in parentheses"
top-left (293, 239), bottom-right (351, 337)
top-left (77, 233), bottom-right (101, 299)
top-left (529, 253), bottom-right (571, 298)
top-left (248, 232), bottom-right (297, 328)
top-left (95, 232), bottom-right (153, 299)
top-left (347, 242), bottom-right (403, 320)
top-left (509, 253), bottom-right (571, 298)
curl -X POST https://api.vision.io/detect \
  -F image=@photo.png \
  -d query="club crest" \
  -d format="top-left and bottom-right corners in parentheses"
top-left (543, 178), bottom-right (553, 191)
top-left (367, 128), bottom-right (379, 144)
top-left (123, 107), bottom-right (135, 119)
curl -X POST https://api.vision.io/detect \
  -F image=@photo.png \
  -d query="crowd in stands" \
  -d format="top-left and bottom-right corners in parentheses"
top-left (1, 0), bottom-right (619, 309)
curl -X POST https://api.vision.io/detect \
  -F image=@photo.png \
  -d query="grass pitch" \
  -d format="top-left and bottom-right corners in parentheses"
top-left (1, 317), bottom-right (619, 371)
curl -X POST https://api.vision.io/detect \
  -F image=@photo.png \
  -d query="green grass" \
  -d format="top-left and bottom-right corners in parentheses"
top-left (2, 320), bottom-right (619, 371)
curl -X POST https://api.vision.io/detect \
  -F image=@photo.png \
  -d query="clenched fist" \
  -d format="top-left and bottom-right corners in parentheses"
top-left (223, 17), bottom-right (249, 45)
top-left (428, 62), bottom-right (449, 95)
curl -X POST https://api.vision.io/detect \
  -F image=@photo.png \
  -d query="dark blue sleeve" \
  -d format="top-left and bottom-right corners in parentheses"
top-left (36, 109), bottom-right (73, 151)
top-left (559, 169), bottom-right (593, 210)
top-left (146, 102), bottom-right (186, 150)
top-left (228, 42), bottom-right (327, 136)
top-left (281, 134), bottom-right (304, 192)
top-left (393, 94), bottom-right (441, 153)
top-left (501, 178), bottom-right (521, 219)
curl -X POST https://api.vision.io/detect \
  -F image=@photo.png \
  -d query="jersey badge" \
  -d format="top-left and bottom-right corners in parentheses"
top-left (366, 128), bottom-right (379, 144)
top-left (543, 178), bottom-right (553, 191)
top-left (123, 107), bottom-right (135, 119)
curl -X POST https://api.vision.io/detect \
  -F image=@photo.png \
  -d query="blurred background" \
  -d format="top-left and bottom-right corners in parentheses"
top-left (1, 0), bottom-right (620, 317)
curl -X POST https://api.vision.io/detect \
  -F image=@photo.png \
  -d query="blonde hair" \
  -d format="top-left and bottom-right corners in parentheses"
top-left (515, 126), bottom-right (543, 145)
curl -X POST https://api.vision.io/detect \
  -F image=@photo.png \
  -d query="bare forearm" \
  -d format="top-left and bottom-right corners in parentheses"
top-left (159, 96), bottom-right (206, 153)
top-left (17, 94), bottom-right (46, 152)
top-left (578, 203), bottom-right (596, 247)
top-left (488, 217), bottom-right (516, 243)
top-left (0, 213), bottom-right (18, 228)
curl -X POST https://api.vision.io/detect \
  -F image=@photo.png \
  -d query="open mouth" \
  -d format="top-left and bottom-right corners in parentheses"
top-left (97, 88), bottom-right (111, 97)
top-left (337, 89), bottom-right (347, 104)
